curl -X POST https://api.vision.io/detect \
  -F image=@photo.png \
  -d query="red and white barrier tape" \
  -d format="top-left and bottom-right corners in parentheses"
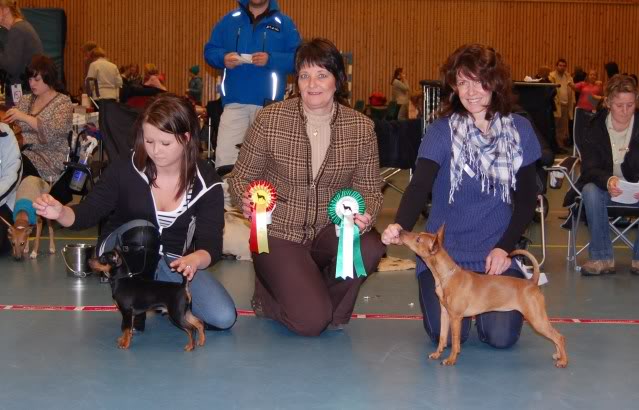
top-left (2, 304), bottom-right (639, 325)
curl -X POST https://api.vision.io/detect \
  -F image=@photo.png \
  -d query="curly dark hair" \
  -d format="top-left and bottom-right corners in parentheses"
top-left (438, 44), bottom-right (514, 120)
top-left (294, 38), bottom-right (349, 105)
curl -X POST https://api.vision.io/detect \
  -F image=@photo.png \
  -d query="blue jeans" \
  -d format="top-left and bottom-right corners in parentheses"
top-left (419, 267), bottom-right (524, 349)
top-left (581, 183), bottom-right (639, 260)
top-left (155, 259), bottom-right (237, 330)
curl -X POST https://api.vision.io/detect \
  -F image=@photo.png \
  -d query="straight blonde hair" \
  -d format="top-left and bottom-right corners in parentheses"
top-left (0, 0), bottom-right (22, 18)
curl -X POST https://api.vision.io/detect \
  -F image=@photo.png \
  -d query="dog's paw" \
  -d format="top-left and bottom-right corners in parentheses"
top-left (49, 248), bottom-right (56, 254)
top-left (428, 352), bottom-right (442, 360)
top-left (117, 336), bottom-right (131, 349)
top-left (555, 360), bottom-right (568, 368)
top-left (29, 251), bottom-right (38, 259)
top-left (441, 358), bottom-right (457, 366)
top-left (184, 343), bottom-right (195, 352)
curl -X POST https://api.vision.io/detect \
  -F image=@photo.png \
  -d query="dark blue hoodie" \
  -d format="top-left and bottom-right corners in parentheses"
top-left (204, 0), bottom-right (301, 106)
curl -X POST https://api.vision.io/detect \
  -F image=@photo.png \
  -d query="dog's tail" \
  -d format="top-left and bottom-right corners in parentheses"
top-left (509, 249), bottom-right (541, 285)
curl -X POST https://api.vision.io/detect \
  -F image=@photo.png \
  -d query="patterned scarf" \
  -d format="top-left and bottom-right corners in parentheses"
top-left (448, 112), bottom-right (523, 204)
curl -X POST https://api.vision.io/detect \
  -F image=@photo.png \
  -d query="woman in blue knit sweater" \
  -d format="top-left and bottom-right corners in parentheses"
top-left (382, 44), bottom-right (541, 348)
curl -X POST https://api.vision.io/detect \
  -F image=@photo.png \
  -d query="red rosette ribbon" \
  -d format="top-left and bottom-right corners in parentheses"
top-left (247, 180), bottom-right (277, 254)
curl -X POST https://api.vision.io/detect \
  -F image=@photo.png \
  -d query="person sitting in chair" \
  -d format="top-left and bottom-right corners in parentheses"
top-left (4, 54), bottom-right (73, 203)
top-left (563, 75), bottom-right (639, 276)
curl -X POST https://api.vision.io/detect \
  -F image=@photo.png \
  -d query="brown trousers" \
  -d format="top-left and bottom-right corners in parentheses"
top-left (252, 225), bottom-right (386, 336)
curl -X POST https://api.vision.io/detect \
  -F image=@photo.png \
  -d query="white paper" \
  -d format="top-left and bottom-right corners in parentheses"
top-left (611, 180), bottom-right (639, 204)
top-left (239, 53), bottom-right (253, 64)
top-left (515, 259), bottom-right (548, 286)
top-left (10, 84), bottom-right (23, 103)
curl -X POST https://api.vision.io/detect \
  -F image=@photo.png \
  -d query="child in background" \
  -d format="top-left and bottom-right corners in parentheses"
top-left (187, 65), bottom-right (203, 105)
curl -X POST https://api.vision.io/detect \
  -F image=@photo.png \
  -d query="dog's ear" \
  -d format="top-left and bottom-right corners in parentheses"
top-left (112, 252), bottom-right (123, 267)
top-left (427, 229), bottom-right (444, 256)
top-left (437, 224), bottom-right (445, 244)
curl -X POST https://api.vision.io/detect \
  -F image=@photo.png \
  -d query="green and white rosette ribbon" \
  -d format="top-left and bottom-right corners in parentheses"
top-left (328, 189), bottom-right (367, 279)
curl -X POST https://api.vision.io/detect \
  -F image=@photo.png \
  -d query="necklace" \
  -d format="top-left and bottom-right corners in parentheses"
top-left (312, 128), bottom-right (319, 138)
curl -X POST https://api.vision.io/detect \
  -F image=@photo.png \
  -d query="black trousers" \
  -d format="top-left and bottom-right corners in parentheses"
top-left (0, 204), bottom-right (13, 255)
top-left (418, 267), bottom-right (525, 348)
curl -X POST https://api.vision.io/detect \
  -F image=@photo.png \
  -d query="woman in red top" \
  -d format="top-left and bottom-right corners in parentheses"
top-left (574, 68), bottom-right (603, 112)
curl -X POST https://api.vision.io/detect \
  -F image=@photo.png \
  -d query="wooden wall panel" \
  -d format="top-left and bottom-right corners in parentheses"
top-left (19, 0), bottom-right (639, 104)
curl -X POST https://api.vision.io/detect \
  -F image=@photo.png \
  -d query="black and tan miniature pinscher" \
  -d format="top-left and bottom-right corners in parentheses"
top-left (89, 249), bottom-right (206, 351)
top-left (400, 225), bottom-right (567, 368)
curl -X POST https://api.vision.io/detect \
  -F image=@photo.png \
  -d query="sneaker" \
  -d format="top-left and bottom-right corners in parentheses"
top-left (631, 261), bottom-right (639, 276)
top-left (581, 259), bottom-right (616, 276)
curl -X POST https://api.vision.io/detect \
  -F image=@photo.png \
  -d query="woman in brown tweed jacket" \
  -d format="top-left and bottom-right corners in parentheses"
top-left (227, 38), bottom-right (385, 336)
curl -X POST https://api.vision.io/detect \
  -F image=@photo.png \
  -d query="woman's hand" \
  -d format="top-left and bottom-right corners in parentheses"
top-left (381, 223), bottom-right (404, 245)
top-left (4, 108), bottom-right (26, 123)
top-left (169, 254), bottom-right (202, 281)
top-left (354, 212), bottom-right (372, 232)
top-left (241, 190), bottom-right (253, 219)
top-left (485, 248), bottom-right (511, 275)
top-left (224, 52), bottom-right (242, 69)
top-left (251, 52), bottom-right (269, 67)
top-left (33, 194), bottom-right (64, 220)
top-left (608, 176), bottom-right (623, 197)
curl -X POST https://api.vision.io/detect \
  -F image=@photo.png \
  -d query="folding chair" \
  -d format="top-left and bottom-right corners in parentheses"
top-left (547, 108), bottom-right (639, 270)
top-left (419, 80), bottom-right (442, 132)
top-left (513, 110), bottom-right (556, 267)
top-left (84, 77), bottom-right (100, 110)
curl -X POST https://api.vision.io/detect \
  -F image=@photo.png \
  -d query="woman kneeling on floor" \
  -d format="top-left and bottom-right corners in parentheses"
top-left (563, 74), bottom-right (639, 276)
top-left (382, 44), bottom-right (541, 348)
top-left (34, 94), bottom-right (237, 331)
top-left (226, 38), bottom-right (386, 336)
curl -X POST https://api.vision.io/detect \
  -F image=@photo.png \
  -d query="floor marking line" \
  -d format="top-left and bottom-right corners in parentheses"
top-left (2, 305), bottom-right (639, 325)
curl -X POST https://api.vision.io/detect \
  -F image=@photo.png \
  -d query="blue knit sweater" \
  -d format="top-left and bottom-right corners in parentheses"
top-left (416, 114), bottom-right (541, 274)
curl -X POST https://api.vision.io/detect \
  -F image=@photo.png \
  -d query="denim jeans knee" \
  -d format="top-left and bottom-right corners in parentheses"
top-left (581, 183), bottom-right (613, 260)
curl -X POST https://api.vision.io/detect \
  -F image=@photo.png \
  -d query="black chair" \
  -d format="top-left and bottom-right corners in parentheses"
top-left (374, 118), bottom-right (423, 194)
top-left (98, 100), bottom-right (141, 164)
top-left (203, 99), bottom-right (223, 166)
top-left (120, 85), bottom-right (165, 108)
top-left (385, 101), bottom-right (400, 121)
top-left (513, 82), bottom-right (560, 153)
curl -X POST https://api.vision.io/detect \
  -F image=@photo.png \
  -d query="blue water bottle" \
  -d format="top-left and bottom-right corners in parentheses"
top-left (69, 152), bottom-right (89, 192)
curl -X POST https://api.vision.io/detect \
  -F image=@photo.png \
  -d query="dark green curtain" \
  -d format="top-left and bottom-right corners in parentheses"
top-left (22, 8), bottom-right (67, 86)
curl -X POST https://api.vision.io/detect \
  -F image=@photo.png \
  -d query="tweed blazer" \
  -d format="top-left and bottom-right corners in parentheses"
top-left (227, 97), bottom-right (383, 244)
